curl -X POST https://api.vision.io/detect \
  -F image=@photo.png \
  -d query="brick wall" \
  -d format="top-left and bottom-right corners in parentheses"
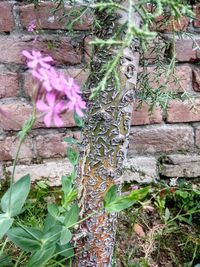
top-left (0, 1), bottom-right (200, 185)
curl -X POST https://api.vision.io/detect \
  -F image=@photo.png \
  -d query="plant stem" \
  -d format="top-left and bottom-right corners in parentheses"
top-left (0, 237), bottom-right (8, 253)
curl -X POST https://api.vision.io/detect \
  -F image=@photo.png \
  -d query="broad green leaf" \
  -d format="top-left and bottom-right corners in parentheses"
top-left (103, 184), bottom-right (118, 206)
top-left (43, 213), bottom-right (59, 233)
top-left (0, 252), bottom-right (12, 267)
top-left (60, 228), bottom-right (72, 245)
top-left (56, 243), bottom-right (74, 257)
top-left (175, 190), bottom-right (189, 199)
top-left (47, 204), bottom-right (60, 218)
top-left (64, 204), bottom-right (79, 227)
top-left (74, 112), bottom-right (84, 127)
top-left (1, 175), bottom-right (31, 217)
top-left (26, 246), bottom-right (55, 267)
top-left (43, 225), bottom-right (62, 247)
top-left (105, 187), bottom-right (150, 213)
top-left (128, 187), bottom-right (150, 201)
top-left (61, 175), bottom-right (73, 196)
top-left (105, 196), bottom-right (136, 212)
top-left (7, 227), bottom-right (42, 252)
top-left (62, 189), bottom-right (77, 208)
top-left (0, 214), bottom-right (13, 239)
top-left (67, 147), bottom-right (79, 166)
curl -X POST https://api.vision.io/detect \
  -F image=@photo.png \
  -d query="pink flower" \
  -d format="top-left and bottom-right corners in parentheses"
top-left (32, 68), bottom-right (55, 92)
top-left (27, 20), bottom-right (36, 32)
top-left (22, 50), bottom-right (53, 69)
top-left (36, 93), bottom-right (66, 127)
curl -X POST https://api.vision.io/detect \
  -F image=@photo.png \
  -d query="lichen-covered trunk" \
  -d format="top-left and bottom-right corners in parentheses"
top-left (74, 2), bottom-right (140, 266)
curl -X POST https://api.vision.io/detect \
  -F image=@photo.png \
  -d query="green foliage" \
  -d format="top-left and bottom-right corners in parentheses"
top-left (1, 175), bottom-right (31, 217)
top-left (115, 182), bottom-right (200, 267)
top-left (104, 185), bottom-right (149, 212)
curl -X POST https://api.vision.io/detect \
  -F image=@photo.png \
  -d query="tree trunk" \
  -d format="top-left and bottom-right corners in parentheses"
top-left (74, 1), bottom-right (140, 266)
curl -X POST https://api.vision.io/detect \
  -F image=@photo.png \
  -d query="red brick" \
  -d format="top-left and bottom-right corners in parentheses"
top-left (195, 127), bottom-right (200, 148)
top-left (139, 65), bottom-right (192, 92)
top-left (167, 99), bottom-right (200, 123)
top-left (192, 67), bottom-right (200, 92)
top-left (23, 68), bottom-right (89, 97)
top-left (131, 102), bottom-right (162, 125)
top-left (0, 136), bottom-right (33, 161)
top-left (0, 101), bottom-right (32, 130)
top-left (151, 16), bottom-right (189, 32)
top-left (0, 72), bottom-right (18, 98)
top-left (143, 37), bottom-right (166, 63)
top-left (193, 4), bottom-right (200, 28)
top-left (0, 35), bottom-right (82, 65)
top-left (19, 2), bottom-right (93, 31)
top-left (0, 2), bottom-right (14, 32)
top-left (129, 125), bottom-right (194, 154)
top-left (174, 39), bottom-right (200, 62)
top-left (35, 132), bottom-right (72, 158)
top-left (84, 35), bottom-right (93, 63)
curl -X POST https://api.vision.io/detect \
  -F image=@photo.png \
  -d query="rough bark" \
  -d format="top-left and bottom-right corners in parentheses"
top-left (74, 1), bottom-right (140, 266)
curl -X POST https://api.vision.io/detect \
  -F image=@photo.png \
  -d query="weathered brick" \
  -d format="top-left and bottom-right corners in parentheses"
top-left (6, 159), bottom-right (73, 186)
top-left (0, 101), bottom-right (32, 130)
top-left (159, 154), bottom-right (200, 178)
top-left (19, 2), bottom-right (93, 31)
top-left (0, 2), bottom-right (14, 32)
top-left (193, 4), bottom-right (200, 28)
top-left (192, 67), bottom-right (200, 92)
top-left (35, 132), bottom-right (71, 158)
top-left (23, 68), bottom-right (89, 97)
top-left (0, 35), bottom-right (82, 65)
top-left (0, 72), bottom-right (19, 98)
top-left (122, 156), bottom-right (158, 183)
top-left (0, 136), bottom-right (33, 161)
top-left (195, 126), bottom-right (200, 148)
top-left (174, 39), bottom-right (200, 62)
top-left (129, 125), bottom-right (194, 154)
top-left (131, 102), bottom-right (162, 126)
top-left (167, 99), bottom-right (200, 123)
top-left (139, 65), bottom-right (192, 92)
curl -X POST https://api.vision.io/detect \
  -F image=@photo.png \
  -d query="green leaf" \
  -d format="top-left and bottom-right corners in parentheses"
top-left (74, 112), bottom-right (84, 127)
top-left (61, 175), bottom-right (73, 196)
top-left (7, 227), bottom-right (42, 252)
top-left (67, 147), bottom-right (79, 166)
top-left (56, 243), bottom-right (74, 258)
top-left (43, 213), bottom-right (58, 233)
top-left (0, 214), bottom-right (14, 239)
top-left (60, 228), bottom-right (72, 245)
top-left (36, 181), bottom-right (47, 189)
top-left (175, 190), bottom-right (189, 199)
top-left (64, 204), bottom-right (79, 227)
top-left (43, 225), bottom-right (62, 247)
top-left (103, 184), bottom-right (118, 206)
top-left (105, 196), bottom-right (136, 212)
top-left (128, 187), bottom-right (150, 201)
top-left (0, 252), bottom-right (12, 267)
top-left (64, 137), bottom-right (78, 144)
top-left (26, 246), bottom-right (55, 267)
top-left (47, 204), bottom-right (59, 218)
top-left (62, 189), bottom-right (77, 208)
top-left (104, 187), bottom-right (150, 213)
top-left (1, 175), bottom-right (31, 217)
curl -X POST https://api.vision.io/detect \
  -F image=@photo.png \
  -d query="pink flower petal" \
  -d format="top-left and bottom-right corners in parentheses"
top-left (44, 112), bottom-right (52, 127)
top-left (53, 114), bottom-right (64, 127)
top-left (36, 100), bottom-right (49, 111)
top-left (46, 92), bottom-right (56, 107)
